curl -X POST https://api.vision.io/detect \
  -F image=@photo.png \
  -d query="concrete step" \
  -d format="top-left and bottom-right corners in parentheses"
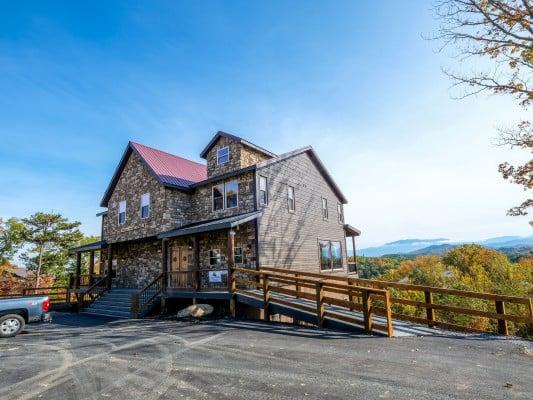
top-left (88, 303), bottom-right (131, 313)
top-left (81, 309), bottom-right (131, 319)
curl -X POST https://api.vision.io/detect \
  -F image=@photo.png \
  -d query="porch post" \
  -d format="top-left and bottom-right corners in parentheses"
top-left (193, 236), bottom-right (200, 291)
top-left (228, 229), bottom-right (236, 317)
top-left (89, 251), bottom-right (95, 285)
top-left (351, 235), bottom-right (357, 273)
top-left (161, 238), bottom-right (168, 288)
top-left (75, 252), bottom-right (82, 289)
top-left (106, 244), bottom-right (113, 290)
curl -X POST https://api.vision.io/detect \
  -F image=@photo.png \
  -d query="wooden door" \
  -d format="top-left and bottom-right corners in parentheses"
top-left (169, 245), bottom-right (194, 288)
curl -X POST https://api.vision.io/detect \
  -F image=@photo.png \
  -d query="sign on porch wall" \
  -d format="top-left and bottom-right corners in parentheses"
top-left (208, 270), bottom-right (227, 283)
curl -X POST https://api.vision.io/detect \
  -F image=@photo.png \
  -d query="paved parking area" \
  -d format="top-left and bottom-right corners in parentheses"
top-left (0, 312), bottom-right (532, 399)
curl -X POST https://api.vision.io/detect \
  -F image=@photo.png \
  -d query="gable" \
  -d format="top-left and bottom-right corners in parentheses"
top-left (100, 142), bottom-right (207, 207)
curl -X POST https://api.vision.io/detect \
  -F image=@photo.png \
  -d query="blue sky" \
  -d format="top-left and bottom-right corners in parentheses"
top-left (0, 1), bottom-right (530, 247)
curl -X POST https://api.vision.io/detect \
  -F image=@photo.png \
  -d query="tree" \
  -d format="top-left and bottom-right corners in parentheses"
top-left (19, 212), bottom-right (83, 288)
top-left (0, 217), bottom-right (25, 265)
top-left (432, 0), bottom-right (533, 219)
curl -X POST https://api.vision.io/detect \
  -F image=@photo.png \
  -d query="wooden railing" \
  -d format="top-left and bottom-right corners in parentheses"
top-left (131, 273), bottom-right (165, 318)
top-left (0, 287), bottom-right (74, 303)
top-left (257, 267), bottom-right (533, 336)
top-left (68, 273), bottom-right (102, 288)
top-left (79, 275), bottom-right (109, 309)
top-left (167, 269), bottom-right (229, 291)
top-left (230, 267), bottom-right (393, 337)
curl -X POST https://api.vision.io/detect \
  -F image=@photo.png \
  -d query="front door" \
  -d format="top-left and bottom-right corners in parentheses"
top-left (169, 245), bottom-right (194, 288)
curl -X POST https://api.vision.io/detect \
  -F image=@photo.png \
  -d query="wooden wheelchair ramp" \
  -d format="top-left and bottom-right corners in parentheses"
top-left (230, 267), bottom-right (395, 337)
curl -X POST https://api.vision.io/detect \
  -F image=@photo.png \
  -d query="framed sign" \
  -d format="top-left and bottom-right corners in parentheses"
top-left (208, 270), bottom-right (227, 283)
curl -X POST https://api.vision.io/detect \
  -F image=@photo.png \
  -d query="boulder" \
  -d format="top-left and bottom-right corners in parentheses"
top-left (177, 304), bottom-right (214, 319)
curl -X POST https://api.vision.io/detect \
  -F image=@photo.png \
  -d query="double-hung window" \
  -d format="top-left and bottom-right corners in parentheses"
top-left (213, 184), bottom-right (224, 211)
top-left (234, 247), bottom-right (243, 264)
top-left (217, 147), bottom-right (229, 165)
top-left (209, 249), bottom-right (222, 266)
top-left (319, 240), bottom-right (343, 271)
top-left (140, 193), bottom-right (150, 219)
top-left (259, 176), bottom-right (268, 206)
top-left (322, 198), bottom-right (328, 220)
top-left (225, 180), bottom-right (238, 209)
top-left (212, 180), bottom-right (238, 210)
top-left (287, 185), bottom-right (295, 212)
top-left (118, 200), bottom-right (126, 225)
top-left (337, 203), bottom-right (343, 223)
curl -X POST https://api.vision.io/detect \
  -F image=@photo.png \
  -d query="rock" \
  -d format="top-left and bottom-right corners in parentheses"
top-left (177, 304), bottom-right (214, 318)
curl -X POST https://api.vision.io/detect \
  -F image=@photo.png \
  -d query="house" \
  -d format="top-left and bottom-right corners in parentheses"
top-left (71, 131), bottom-right (360, 303)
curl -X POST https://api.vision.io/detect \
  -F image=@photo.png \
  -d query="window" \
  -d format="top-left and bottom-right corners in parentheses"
top-left (217, 146), bottom-right (229, 165)
top-left (234, 247), bottom-right (243, 264)
top-left (213, 184), bottom-right (224, 211)
top-left (287, 185), bottom-right (295, 212)
top-left (118, 200), bottom-right (126, 225)
top-left (259, 176), bottom-right (268, 206)
top-left (322, 198), bottom-right (328, 220)
top-left (140, 193), bottom-right (150, 219)
top-left (225, 180), bottom-right (238, 209)
top-left (319, 240), bottom-right (343, 271)
top-left (209, 249), bottom-right (222, 266)
top-left (337, 203), bottom-right (344, 223)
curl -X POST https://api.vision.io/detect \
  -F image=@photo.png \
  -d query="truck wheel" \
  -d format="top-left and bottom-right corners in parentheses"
top-left (0, 314), bottom-right (25, 338)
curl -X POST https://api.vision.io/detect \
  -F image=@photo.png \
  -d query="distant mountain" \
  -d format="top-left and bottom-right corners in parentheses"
top-left (359, 238), bottom-right (450, 257)
top-left (359, 236), bottom-right (533, 258)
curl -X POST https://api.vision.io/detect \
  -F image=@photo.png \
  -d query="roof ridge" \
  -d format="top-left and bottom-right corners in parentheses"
top-left (130, 141), bottom-right (206, 167)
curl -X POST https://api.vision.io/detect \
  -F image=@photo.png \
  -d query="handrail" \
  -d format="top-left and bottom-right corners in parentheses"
top-left (79, 275), bottom-right (109, 309)
top-left (256, 267), bottom-right (533, 336)
top-left (231, 267), bottom-right (393, 337)
top-left (131, 272), bottom-right (165, 318)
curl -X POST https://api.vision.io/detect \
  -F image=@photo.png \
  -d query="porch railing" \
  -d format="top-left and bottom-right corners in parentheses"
top-left (167, 269), bottom-right (228, 291)
top-left (131, 272), bottom-right (165, 318)
top-left (68, 273), bottom-right (102, 288)
top-left (79, 275), bottom-right (109, 309)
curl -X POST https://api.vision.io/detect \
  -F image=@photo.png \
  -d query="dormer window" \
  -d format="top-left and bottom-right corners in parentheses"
top-left (141, 193), bottom-right (150, 219)
top-left (217, 146), bottom-right (229, 165)
top-left (118, 200), bottom-right (126, 225)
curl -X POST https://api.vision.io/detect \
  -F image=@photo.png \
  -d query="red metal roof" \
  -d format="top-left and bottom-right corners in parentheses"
top-left (131, 142), bottom-right (207, 187)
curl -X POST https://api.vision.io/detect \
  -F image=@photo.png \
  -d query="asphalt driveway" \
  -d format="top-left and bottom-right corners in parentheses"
top-left (0, 312), bottom-right (531, 400)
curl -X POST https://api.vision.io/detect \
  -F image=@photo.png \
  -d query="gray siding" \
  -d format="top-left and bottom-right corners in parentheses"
top-left (256, 152), bottom-right (347, 273)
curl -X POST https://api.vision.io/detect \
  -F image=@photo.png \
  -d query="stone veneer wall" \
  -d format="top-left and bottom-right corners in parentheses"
top-left (188, 171), bottom-right (256, 222)
top-left (205, 136), bottom-right (272, 178)
top-left (103, 152), bottom-right (192, 243)
top-left (101, 239), bottom-right (162, 288)
top-left (168, 221), bottom-right (257, 288)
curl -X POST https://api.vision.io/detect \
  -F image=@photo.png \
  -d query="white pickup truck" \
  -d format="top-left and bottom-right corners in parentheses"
top-left (0, 296), bottom-right (51, 337)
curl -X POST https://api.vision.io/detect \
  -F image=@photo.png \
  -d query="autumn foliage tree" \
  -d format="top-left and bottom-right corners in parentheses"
top-left (433, 0), bottom-right (533, 219)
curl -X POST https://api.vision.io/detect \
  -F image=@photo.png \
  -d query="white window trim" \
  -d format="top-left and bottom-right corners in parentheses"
top-left (225, 179), bottom-right (239, 209)
top-left (322, 198), bottom-right (328, 220)
top-left (217, 146), bottom-right (229, 165)
top-left (140, 193), bottom-right (150, 219)
top-left (337, 203), bottom-right (343, 224)
top-left (209, 249), bottom-right (222, 266)
top-left (118, 200), bottom-right (127, 225)
top-left (259, 176), bottom-right (268, 207)
top-left (234, 247), bottom-right (243, 264)
top-left (318, 239), bottom-right (343, 271)
top-left (287, 185), bottom-right (295, 212)
top-left (212, 183), bottom-right (225, 212)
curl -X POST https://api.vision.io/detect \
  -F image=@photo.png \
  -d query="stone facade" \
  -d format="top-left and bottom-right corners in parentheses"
top-left (101, 239), bottom-right (162, 288)
top-left (188, 171), bottom-right (256, 222)
top-left (103, 152), bottom-right (190, 243)
top-left (204, 135), bottom-right (272, 178)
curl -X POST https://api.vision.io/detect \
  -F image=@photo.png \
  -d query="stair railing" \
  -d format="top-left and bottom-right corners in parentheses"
top-left (79, 275), bottom-right (110, 310)
top-left (131, 272), bottom-right (165, 318)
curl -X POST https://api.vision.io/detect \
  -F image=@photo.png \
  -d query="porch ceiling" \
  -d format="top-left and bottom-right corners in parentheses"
top-left (70, 240), bottom-right (107, 253)
top-left (344, 224), bottom-right (361, 237)
top-left (158, 211), bottom-right (262, 239)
